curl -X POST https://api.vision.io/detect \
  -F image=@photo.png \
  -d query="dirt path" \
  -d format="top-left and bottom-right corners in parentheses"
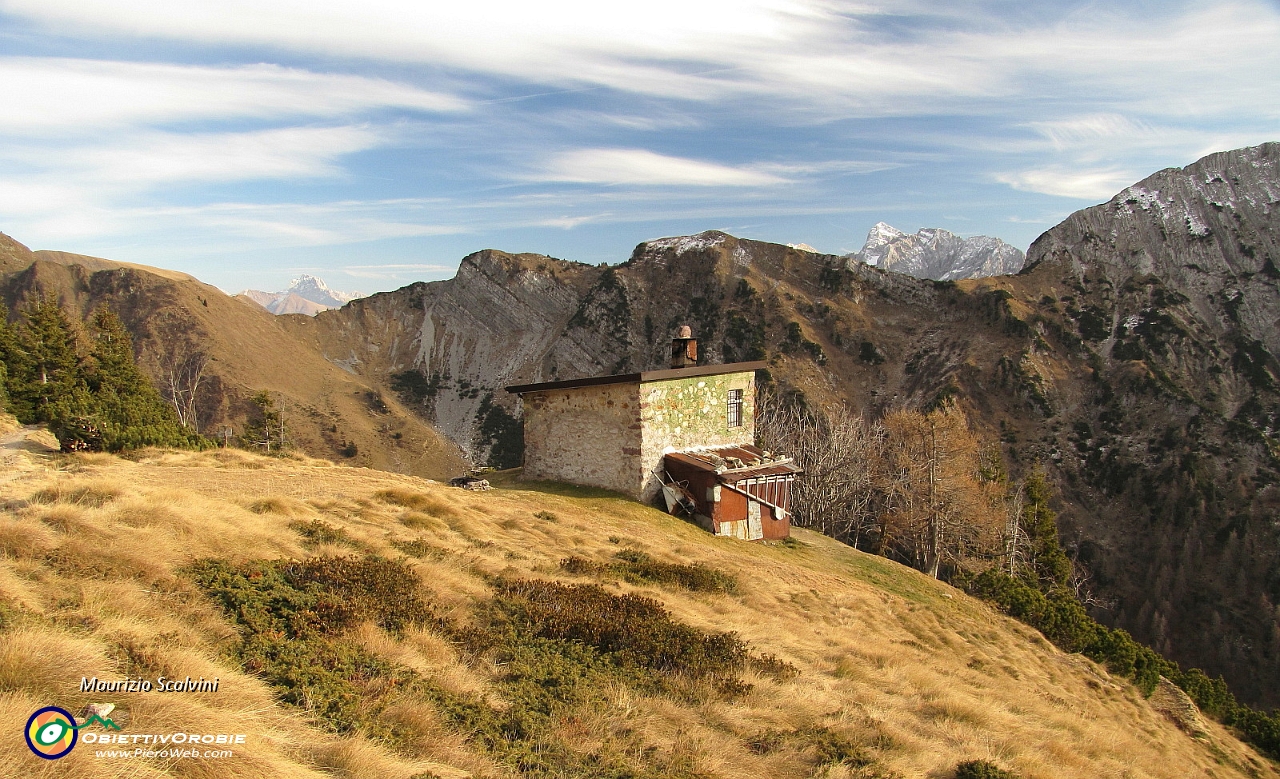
top-left (0, 422), bottom-right (59, 486)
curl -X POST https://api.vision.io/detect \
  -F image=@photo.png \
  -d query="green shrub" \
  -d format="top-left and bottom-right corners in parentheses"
top-left (746, 726), bottom-right (872, 768)
top-left (287, 556), bottom-right (436, 633)
top-left (560, 549), bottom-right (738, 594)
top-left (750, 652), bottom-right (800, 681)
top-left (955, 760), bottom-right (1019, 779)
top-left (289, 519), bottom-right (359, 548)
top-left (391, 539), bottom-right (447, 559)
top-left (486, 578), bottom-right (746, 680)
top-left (185, 557), bottom-right (433, 734)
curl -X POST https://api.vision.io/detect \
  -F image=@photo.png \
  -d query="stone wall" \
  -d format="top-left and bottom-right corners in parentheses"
top-left (639, 371), bottom-right (756, 500)
top-left (521, 382), bottom-right (643, 496)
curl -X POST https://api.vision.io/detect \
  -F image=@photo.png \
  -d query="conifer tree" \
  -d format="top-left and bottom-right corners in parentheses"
top-left (1017, 469), bottom-right (1073, 587)
top-left (241, 390), bottom-right (286, 452)
top-left (0, 303), bottom-right (15, 414)
top-left (82, 306), bottom-right (203, 451)
top-left (11, 296), bottom-right (86, 425)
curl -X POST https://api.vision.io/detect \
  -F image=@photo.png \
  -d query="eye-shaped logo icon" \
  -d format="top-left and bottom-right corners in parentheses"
top-left (25, 707), bottom-right (78, 759)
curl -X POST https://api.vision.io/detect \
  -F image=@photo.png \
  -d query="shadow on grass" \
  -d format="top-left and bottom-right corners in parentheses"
top-left (486, 469), bottom-right (631, 501)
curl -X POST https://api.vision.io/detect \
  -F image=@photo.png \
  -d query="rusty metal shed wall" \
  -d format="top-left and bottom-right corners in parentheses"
top-left (663, 452), bottom-right (793, 540)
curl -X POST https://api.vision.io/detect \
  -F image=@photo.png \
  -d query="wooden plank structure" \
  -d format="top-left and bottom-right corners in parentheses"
top-left (662, 444), bottom-right (801, 541)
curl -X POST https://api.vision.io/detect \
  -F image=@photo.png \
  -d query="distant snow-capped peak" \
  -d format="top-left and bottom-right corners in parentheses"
top-left (238, 275), bottom-right (364, 316)
top-left (847, 223), bottom-right (1024, 281)
top-left (287, 274), bottom-right (362, 307)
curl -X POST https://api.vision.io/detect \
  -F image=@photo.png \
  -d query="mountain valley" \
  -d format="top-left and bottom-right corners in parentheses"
top-left (3, 142), bottom-right (1280, 715)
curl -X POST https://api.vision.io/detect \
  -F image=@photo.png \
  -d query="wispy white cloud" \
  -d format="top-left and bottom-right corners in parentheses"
top-left (752, 159), bottom-right (906, 176)
top-left (6, 1), bottom-right (1276, 122)
top-left (0, 58), bottom-right (465, 135)
top-left (535, 148), bottom-right (789, 187)
top-left (536, 215), bottom-right (604, 229)
top-left (995, 166), bottom-right (1140, 201)
top-left (341, 263), bottom-right (457, 270)
top-left (1026, 114), bottom-right (1160, 151)
top-left (338, 262), bottom-right (457, 280)
top-left (15, 126), bottom-right (383, 187)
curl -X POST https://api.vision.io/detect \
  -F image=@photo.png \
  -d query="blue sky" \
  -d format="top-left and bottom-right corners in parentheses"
top-left (0, 0), bottom-right (1277, 294)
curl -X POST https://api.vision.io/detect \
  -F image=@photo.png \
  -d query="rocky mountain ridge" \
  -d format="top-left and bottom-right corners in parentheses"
top-left (292, 142), bottom-right (1280, 707)
top-left (4, 142), bottom-right (1279, 709)
top-left (849, 221), bottom-right (1026, 280)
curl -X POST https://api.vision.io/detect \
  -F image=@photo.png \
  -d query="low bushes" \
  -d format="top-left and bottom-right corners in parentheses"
top-left (185, 556), bottom-right (436, 734)
top-left (561, 549), bottom-right (738, 594)
top-left (483, 578), bottom-right (747, 682)
top-left (747, 726), bottom-right (872, 769)
top-left (188, 553), bottom-right (772, 776)
top-left (966, 568), bottom-right (1280, 757)
top-left (955, 760), bottom-right (1019, 779)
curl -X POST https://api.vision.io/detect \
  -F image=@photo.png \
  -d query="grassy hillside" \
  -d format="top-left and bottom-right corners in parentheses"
top-left (0, 236), bottom-right (467, 479)
top-left (0, 436), bottom-right (1273, 778)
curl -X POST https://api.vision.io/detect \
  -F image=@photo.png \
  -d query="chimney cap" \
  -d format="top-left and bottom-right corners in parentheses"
top-left (676, 325), bottom-right (692, 338)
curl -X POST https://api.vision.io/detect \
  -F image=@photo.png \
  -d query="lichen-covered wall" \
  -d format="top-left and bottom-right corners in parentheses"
top-left (521, 383), bottom-right (643, 496)
top-left (639, 371), bottom-right (756, 500)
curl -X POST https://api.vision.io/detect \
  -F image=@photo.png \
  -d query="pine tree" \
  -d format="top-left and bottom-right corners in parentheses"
top-left (0, 303), bottom-right (15, 414)
top-left (1018, 469), bottom-right (1073, 587)
top-left (11, 296), bottom-right (86, 425)
top-left (82, 306), bottom-right (204, 451)
top-left (241, 390), bottom-right (286, 452)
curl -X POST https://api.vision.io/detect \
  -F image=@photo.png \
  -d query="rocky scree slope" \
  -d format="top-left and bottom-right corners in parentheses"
top-left (848, 222), bottom-right (1026, 280)
top-left (296, 142), bottom-right (1280, 707)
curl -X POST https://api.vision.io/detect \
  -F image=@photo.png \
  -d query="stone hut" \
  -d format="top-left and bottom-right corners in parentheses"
top-left (505, 328), bottom-right (799, 540)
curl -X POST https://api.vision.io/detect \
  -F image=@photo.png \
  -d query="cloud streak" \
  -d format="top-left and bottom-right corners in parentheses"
top-left (5, 1), bottom-right (1277, 121)
top-left (534, 148), bottom-right (789, 187)
top-left (0, 58), bottom-right (465, 136)
top-left (0, 0), bottom-right (1276, 291)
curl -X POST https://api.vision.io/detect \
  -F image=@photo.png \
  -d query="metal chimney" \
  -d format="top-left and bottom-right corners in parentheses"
top-left (670, 325), bottom-right (698, 368)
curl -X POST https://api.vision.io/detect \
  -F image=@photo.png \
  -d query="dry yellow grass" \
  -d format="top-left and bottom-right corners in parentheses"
top-left (0, 445), bottom-right (1274, 779)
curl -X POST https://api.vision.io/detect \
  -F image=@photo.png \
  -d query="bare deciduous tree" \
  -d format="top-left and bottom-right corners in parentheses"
top-left (756, 389), bottom-right (883, 546)
top-left (879, 406), bottom-right (1002, 578)
top-left (758, 390), bottom-right (1004, 579)
top-left (159, 339), bottom-right (209, 431)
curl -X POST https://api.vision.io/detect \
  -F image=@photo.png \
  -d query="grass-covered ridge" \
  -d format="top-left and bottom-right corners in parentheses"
top-left (0, 444), bottom-right (1274, 778)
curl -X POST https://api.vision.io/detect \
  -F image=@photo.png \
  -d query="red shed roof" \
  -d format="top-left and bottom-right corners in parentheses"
top-left (664, 444), bottom-right (801, 482)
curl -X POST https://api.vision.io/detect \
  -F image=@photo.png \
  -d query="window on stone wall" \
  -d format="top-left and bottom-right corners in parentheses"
top-left (727, 389), bottom-right (743, 428)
